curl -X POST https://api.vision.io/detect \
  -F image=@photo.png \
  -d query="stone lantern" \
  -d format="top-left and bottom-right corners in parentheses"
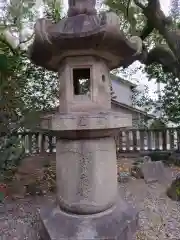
top-left (29, 1), bottom-right (142, 239)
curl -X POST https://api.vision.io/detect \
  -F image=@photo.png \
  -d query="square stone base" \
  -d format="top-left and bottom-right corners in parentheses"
top-left (39, 197), bottom-right (138, 240)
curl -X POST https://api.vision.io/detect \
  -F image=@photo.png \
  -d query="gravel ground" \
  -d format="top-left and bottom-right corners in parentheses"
top-left (119, 179), bottom-right (180, 240)
top-left (0, 195), bottom-right (55, 240)
top-left (0, 169), bottom-right (180, 240)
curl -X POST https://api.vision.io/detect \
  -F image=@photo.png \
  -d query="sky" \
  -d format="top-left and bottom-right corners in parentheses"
top-left (160, 0), bottom-right (171, 15)
top-left (62, 0), bottom-right (171, 100)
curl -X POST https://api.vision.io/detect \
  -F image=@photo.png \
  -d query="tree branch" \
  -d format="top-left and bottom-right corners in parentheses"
top-left (133, 0), bottom-right (146, 9)
top-left (123, 0), bottom-right (180, 77)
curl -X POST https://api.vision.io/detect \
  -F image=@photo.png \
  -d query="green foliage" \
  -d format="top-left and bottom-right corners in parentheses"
top-left (0, 40), bottom-right (26, 180)
top-left (105, 0), bottom-right (136, 30)
top-left (176, 186), bottom-right (180, 196)
top-left (146, 62), bottom-right (180, 124)
top-left (0, 191), bottom-right (5, 202)
top-left (132, 84), bottom-right (154, 112)
top-left (0, 135), bottom-right (26, 182)
top-left (105, 0), bottom-right (180, 124)
top-left (0, 0), bottom-right (62, 180)
top-left (145, 151), bottom-right (171, 162)
top-left (145, 63), bottom-right (171, 84)
top-left (0, 1), bottom-right (62, 115)
top-left (167, 176), bottom-right (180, 201)
top-left (168, 154), bottom-right (180, 167)
top-left (162, 76), bottom-right (180, 124)
top-left (149, 119), bottom-right (167, 129)
top-left (0, 54), bottom-right (24, 136)
top-left (19, 58), bottom-right (58, 112)
top-left (145, 151), bottom-right (180, 166)
top-left (43, 0), bottom-right (63, 22)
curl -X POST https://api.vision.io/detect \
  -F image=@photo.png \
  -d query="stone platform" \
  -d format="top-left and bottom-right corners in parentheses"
top-left (39, 198), bottom-right (138, 240)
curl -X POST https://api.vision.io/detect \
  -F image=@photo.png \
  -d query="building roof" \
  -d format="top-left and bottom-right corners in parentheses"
top-left (110, 74), bottom-right (136, 88)
top-left (39, 100), bottom-right (155, 119)
top-left (111, 99), bottom-right (155, 119)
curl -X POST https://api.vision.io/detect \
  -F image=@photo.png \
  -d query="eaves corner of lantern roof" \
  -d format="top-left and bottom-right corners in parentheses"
top-left (29, 12), bottom-right (143, 71)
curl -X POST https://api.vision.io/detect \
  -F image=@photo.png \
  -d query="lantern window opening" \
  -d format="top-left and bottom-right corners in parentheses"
top-left (73, 68), bottom-right (91, 96)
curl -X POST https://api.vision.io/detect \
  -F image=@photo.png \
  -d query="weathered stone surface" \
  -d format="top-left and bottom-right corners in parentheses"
top-left (29, 12), bottom-right (142, 71)
top-left (52, 112), bottom-right (131, 130)
top-left (40, 112), bottom-right (132, 138)
top-left (40, 199), bottom-right (138, 240)
top-left (29, 1), bottom-right (139, 239)
top-left (141, 161), bottom-right (158, 183)
top-left (39, 56), bottom-right (132, 132)
top-left (56, 137), bottom-right (117, 214)
top-left (141, 161), bottom-right (172, 184)
top-left (58, 56), bottom-right (112, 113)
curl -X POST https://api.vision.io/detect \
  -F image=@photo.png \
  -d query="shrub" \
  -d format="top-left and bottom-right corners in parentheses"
top-left (145, 151), bottom-right (170, 162)
top-left (167, 176), bottom-right (180, 201)
top-left (169, 153), bottom-right (180, 166)
top-left (142, 151), bottom-right (180, 166)
top-left (0, 135), bottom-right (26, 183)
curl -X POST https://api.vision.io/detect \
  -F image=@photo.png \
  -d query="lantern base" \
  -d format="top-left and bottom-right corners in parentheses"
top-left (39, 197), bottom-right (138, 240)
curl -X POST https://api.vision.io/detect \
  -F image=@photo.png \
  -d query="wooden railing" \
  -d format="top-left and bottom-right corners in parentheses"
top-left (115, 128), bottom-right (180, 152)
top-left (16, 132), bottom-right (56, 154)
top-left (10, 128), bottom-right (180, 155)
